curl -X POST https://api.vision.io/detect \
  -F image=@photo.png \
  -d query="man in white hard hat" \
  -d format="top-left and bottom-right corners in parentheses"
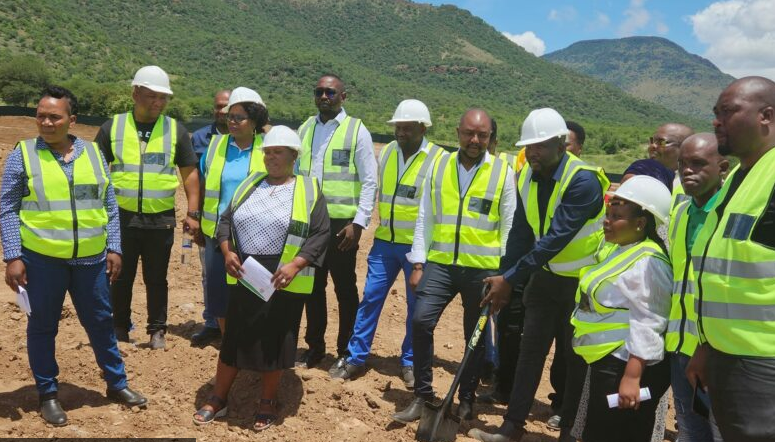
top-left (392, 108), bottom-right (515, 423)
top-left (94, 65), bottom-right (201, 349)
top-left (330, 99), bottom-right (445, 388)
top-left (470, 108), bottom-right (609, 442)
top-left (295, 74), bottom-right (378, 370)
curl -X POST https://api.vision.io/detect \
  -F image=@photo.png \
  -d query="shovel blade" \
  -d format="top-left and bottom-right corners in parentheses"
top-left (415, 400), bottom-right (461, 442)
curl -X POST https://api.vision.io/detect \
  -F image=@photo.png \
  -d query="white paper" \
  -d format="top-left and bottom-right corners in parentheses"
top-left (16, 286), bottom-right (31, 315)
top-left (607, 387), bottom-right (651, 408)
top-left (238, 256), bottom-right (277, 302)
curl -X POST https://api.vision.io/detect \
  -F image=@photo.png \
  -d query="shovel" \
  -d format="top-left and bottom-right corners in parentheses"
top-left (416, 285), bottom-right (492, 442)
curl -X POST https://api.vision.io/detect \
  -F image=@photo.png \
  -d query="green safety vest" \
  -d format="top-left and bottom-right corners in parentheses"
top-left (692, 148), bottom-right (775, 357)
top-left (18, 138), bottom-right (109, 259)
top-left (427, 152), bottom-right (508, 270)
top-left (375, 141), bottom-right (445, 244)
top-left (201, 134), bottom-right (266, 237)
top-left (571, 240), bottom-right (669, 364)
top-left (665, 200), bottom-right (700, 356)
top-left (109, 113), bottom-right (179, 213)
top-left (298, 115), bottom-right (361, 219)
top-left (226, 173), bottom-right (320, 295)
top-left (517, 153), bottom-right (609, 277)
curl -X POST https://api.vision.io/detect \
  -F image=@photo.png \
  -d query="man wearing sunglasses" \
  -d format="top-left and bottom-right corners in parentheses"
top-left (648, 123), bottom-right (694, 210)
top-left (295, 74), bottom-right (378, 370)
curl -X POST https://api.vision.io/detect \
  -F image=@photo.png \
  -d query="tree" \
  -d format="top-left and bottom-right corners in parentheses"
top-left (0, 55), bottom-right (50, 106)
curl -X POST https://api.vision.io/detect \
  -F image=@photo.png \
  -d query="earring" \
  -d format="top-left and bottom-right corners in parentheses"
top-left (637, 227), bottom-right (642, 231)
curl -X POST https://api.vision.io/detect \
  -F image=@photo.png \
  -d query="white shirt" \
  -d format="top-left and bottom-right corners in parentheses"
top-left (593, 243), bottom-right (673, 364)
top-left (395, 138), bottom-right (430, 176)
top-left (308, 108), bottom-right (378, 228)
top-left (233, 179), bottom-right (295, 255)
top-left (407, 151), bottom-right (517, 264)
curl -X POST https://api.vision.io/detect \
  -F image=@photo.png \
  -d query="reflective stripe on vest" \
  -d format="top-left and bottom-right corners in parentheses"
top-left (375, 141), bottom-right (445, 244)
top-left (226, 173), bottom-right (319, 294)
top-left (692, 151), bottom-right (775, 356)
top-left (201, 134), bottom-right (266, 237)
top-left (109, 113), bottom-right (178, 213)
top-left (298, 115), bottom-right (361, 218)
top-left (427, 152), bottom-right (508, 269)
top-left (18, 139), bottom-right (109, 259)
top-left (517, 153), bottom-right (609, 277)
top-left (571, 240), bottom-right (668, 364)
top-left (665, 200), bottom-right (700, 356)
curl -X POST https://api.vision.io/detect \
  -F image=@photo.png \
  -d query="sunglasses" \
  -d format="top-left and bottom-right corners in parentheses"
top-left (227, 114), bottom-right (249, 123)
top-left (649, 137), bottom-right (677, 148)
top-left (314, 87), bottom-right (338, 99)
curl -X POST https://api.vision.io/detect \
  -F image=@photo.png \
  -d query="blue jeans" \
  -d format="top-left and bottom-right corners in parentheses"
top-left (346, 240), bottom-right (415, 366)
top-left (203, 236), bottom-right (229, 320)
top-left (671, 352), bottom-right (722, 442)
top-left (23, 249), bottom-right (127, 395)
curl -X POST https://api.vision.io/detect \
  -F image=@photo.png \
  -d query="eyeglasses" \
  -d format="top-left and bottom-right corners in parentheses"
top-left (227, 114), bottom-right (249, 123)
top-left (314, 87), bottom-right (338, 99)
top-left (649, 137), bottom-right (677, 148)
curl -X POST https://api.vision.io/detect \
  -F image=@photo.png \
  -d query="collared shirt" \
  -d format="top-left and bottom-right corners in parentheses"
top-left (191, 122), bottom-right (224, 160)
top-left (500, 153), bottom-right (604, 288)
top-left (407, 151), bottom-right (516, 264)
top-left (395, 138), bottom-right (430, 176)
top-left (199, 136), bottom-right (258, 220)
top-left (0, 136), bottom-right (121, 264)
top-left (686, 191), bottom-right (720, 251)
top-left (307, 108), bottom-right (377, 228)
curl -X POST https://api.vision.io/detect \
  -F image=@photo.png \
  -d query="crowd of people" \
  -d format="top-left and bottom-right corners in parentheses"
top-left (2, 64), bottom-right (775, 442)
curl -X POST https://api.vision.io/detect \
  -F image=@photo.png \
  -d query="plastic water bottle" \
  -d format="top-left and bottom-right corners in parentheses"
top-left (181, 230), bottom-right (193, 264)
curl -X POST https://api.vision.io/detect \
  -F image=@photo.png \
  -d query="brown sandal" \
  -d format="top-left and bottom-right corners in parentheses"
top-left (253, 398), bottom-right (279, 431)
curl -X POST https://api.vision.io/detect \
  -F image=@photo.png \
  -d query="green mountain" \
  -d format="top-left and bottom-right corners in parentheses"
top-left (544, 36), bottom-right (735, 121)
top-left (0, 0), bottom-right (702, 149)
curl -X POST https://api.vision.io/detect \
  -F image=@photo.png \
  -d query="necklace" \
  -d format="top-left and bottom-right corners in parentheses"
top-left (267, 176), bottom-right (294, 196)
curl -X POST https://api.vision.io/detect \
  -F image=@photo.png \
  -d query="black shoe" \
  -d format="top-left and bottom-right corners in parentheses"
top-left (39, 394), bottom-right (67, 426)
top-left (457, 400), bottom-right (475, 420)
top-left (295, 348), bottom-right (324, 369)
top-left (191, 326), bottom-right (221, 346)
top-left (546, 414), bottom-right (561, 430)
top-left (328, 356), bottom-right (347, 376)
top-left (330, 360), bottom-right (366, 380)
top-left (477, 389), bottom-right (509, 405)
top-left (392, 396), bottom-right (426, 424)
top-left (114, 327), bottom-right (130, 343)
top-left (107, 387), bottom-right (148, 407)
top-left (468, 420), bottom-right (525, 442)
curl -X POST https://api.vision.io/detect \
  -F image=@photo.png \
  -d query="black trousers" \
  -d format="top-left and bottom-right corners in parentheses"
top-left (549, 321), bottom-right (568, 412)
top-left (583, 355), bottom-right (671, 442)
top-left (707, 348), bottom-right (775, 442)
top-left (412, 262), bottom-right (495, 402)
top-left (110, 227), bottom-right (174, 334)
top-left (504, 269), bottom-right (587, 434)
top-left (493, 288), bottom-right (525, 398)
top-left (303, 217), bottom-right (359, 357)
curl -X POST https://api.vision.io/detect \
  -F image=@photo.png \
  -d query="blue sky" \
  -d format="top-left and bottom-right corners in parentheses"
top-left (417, 0), bottom-right (775, 79)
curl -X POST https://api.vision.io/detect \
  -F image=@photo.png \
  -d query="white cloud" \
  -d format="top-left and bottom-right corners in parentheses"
top-left (618, 0), bottom-right (651, 36)
top-left (548, 6), bottom-right (577, 22)
top-left (655, 21), bottom-right (669, 35)
top-left (690, 0), bottom-right (775, 80)
top-left (585, 12), bottom-right (611, 31)
top-left (502, 31), bottom-right (546, 56)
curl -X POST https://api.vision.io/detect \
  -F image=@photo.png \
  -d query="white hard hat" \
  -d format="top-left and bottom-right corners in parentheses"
top-left (516, 108), bottom-right (568, 146)
top-left (262, 125), bottom-right (301, 152)
top-left (223, 86), bottom-right (264, 113)
top-left (387, 99), bottom-right (432, 127)
top-left (613, 175), bottom-right (672, 225)
top-left (131, 65), bottom-right (173, 95)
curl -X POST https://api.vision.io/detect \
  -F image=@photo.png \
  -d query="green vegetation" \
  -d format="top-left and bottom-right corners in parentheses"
top-left (544, 37), bottom-right (735, 121)
top-left (0, 55), bottom-right (50, 106)
top-left (0, 0), bottom-right (703, 171)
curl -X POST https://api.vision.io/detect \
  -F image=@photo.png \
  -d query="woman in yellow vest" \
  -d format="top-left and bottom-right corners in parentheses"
top-left (198, 87), bottom-right (268, 336)
top-left (192, 126), bottom-right (330, 431)
top-left (571, 175), bottom-right (673, 442)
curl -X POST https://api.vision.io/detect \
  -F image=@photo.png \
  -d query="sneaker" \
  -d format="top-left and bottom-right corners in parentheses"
top-left (149, 330), bottom-right (166, 349)
top-left (401, 365), bottom-right (415, 390)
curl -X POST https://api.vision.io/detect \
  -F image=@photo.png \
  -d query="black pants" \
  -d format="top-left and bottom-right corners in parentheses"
top-left (504, 269), bottom-right (587, 434)
top-left (583, 355), bottom-right (671, 442)
top-left (549, 321), bottom-right (568, 412)
top-left (707, 348), bottom-right (775, 442)
top-left (303, 217), bottom-right (359, 357)
top-left (412, 262), bottom-right (495, 402)
top-left (493, 289), bottom-right (525, 398)
top-left (110, 227), bottom-right (174, 334)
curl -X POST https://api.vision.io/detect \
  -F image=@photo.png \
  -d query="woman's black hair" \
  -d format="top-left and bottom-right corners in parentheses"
top-left (41, 85), bottom-right (79, 116)
top-left (634, 206), bottom-right (667, 254)
top-left (233, 101), bottom-right (269, 134)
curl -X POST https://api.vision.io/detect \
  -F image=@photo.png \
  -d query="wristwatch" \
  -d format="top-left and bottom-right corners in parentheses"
top-left (187, 210), bottom-right (202, 220)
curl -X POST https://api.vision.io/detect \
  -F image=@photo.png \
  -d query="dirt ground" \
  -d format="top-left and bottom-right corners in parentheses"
top-left (0, 116), bottom-right (676, 441)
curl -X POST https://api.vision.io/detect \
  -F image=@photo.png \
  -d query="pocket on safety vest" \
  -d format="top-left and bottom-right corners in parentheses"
top-left (331, 149), bottom-right (351, 167)
top-left (723, 213), bottom-right (755, 241)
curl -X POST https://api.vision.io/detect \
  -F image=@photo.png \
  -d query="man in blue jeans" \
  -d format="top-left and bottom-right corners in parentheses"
top-left (330, 99), bottom-right (444, 388)
top-left (1, 86), bottom-right (146, 426)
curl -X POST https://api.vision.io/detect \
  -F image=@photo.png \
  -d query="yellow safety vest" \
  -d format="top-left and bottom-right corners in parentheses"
top-left (226, 173), bottom-right (320, 295)
top-left (670, 180), bottom-right (690, 216)
top-left (298, 115), bottom-right (361, 219)
top-left (693, 148), bottom-right (775, 357)
top-left (572, 240), bottom-right (669, 364)
top-left (517, 153), bottom-right (609, 277)
top-left (498, 148), bottom-right (526, 173)
top-left (375, 141), bottom-right (444, 244)
top-left (18, 138), bottom-right (109, 259)
top-left (665, 200), bottom-right (700, 356)
top-left (109, 112), bottom-right (179, 213)
top-left (427, 152), bottom-right (508, 270)
top-left (201, 134), bottom-right (266, 237)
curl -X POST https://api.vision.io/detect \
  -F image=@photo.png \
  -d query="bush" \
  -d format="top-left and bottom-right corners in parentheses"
top-left (0, 55), bottom-right (50, 106)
